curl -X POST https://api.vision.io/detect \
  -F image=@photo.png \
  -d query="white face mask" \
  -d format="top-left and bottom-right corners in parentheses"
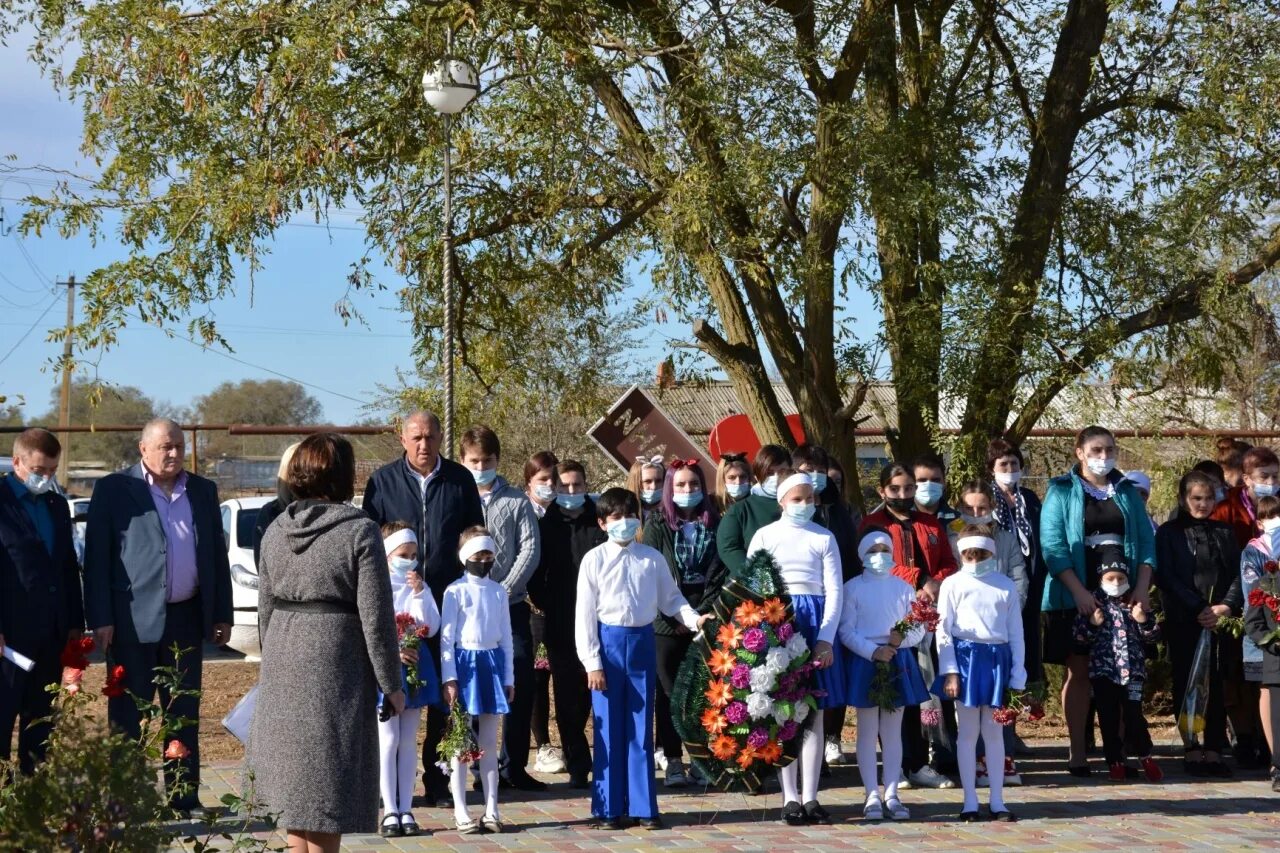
top-left (1262, 518), bottom-right (1280, 533)
top-left (864, 552), bottom-right (894, 575)
top-left (22, 471), bottom-right (56, 496)
top-left (1085, 457), bottom-right (1116, 477)
top-left (962, 557), bottom-right (997, 577)
top-left (1101, 580), bottom-right (1129, 598)
top-left (994, 471), bottom-right (1021, 487)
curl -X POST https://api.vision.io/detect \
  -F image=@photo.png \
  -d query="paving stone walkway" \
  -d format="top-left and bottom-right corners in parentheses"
top-left (171, 741), bottom-right (1280, 851)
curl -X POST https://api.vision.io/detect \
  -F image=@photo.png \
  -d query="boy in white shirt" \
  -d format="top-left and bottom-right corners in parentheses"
top-left (575, 487), bottom-right (711, 830)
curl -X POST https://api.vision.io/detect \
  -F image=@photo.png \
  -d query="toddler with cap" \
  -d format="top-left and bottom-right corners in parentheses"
top-left (933, 524), bottom-right (1025, 823)
top-left (745, 472), bottom-right (845, 825)
top-left (1071, 546), bottom-right (1162, 783)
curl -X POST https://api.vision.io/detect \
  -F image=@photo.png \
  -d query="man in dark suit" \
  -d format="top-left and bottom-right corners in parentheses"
top-left (0, 428), bottom-right (84, 776)
top-left (84, 418), bottom-right (232, 815)
top-left (363, 410), bottom-right (484, 807)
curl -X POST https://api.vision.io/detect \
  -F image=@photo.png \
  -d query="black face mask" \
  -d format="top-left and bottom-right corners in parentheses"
top-left (886, 497), bottom-right (914, 514)
top-left (465, 559), bottom-right (495, 577)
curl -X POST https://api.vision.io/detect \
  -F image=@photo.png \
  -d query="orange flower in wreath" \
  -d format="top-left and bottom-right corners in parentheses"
top-left (735, 745), bottom-right (758, 769)
top-left (716, 622), bottom-right (744, 650)
top-left (704, 679), bottom-right (733, 708)
top-left (760, 597), bottom-right (787, 626)
top-left (711, 734), bottom-right (738, 761)
top-left (757, 741), bottom-right (784, 764)
top-left (709, 648), bottom-right (737, 677)
top-left (701, 706), bottom-right (728, 735)
top-left (734, 601), bottom-right (765, 628)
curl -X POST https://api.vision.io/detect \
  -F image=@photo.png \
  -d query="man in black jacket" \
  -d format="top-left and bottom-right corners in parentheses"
top-left (526, 459), bottom-right (605, 788)
top-left (363, 411), bottom-right (484, 806)
top-left (0, 428), bottom-right (84, 776)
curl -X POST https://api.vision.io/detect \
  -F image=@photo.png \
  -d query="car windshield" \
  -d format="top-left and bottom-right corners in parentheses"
top-left (236, 508), bottom-right (261, 549)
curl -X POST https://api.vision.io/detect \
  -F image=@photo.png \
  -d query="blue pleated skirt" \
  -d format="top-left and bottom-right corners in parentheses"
top-left (455, 647), bottom-right (510, 716)
top-left (377, 654), bottom-right (442, 710)
top-left (844, 647), bottom-right (930, 709)
top-left (930, 640), bottom-right (1012, 708)
top-left (792, 593), bottom-right (846, 709)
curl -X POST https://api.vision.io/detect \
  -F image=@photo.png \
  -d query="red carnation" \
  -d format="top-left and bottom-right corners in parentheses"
top-left (992, 706), bottom-right (1019, 726)
top-left (102, 664), bottom-right (127, 698)
top-left (1250, 588), bottom-right (1268, 607)
top-left (1267, 595), bottom-right (1280, 613)
top-left (1265, 560), bottom-right (1279, 575)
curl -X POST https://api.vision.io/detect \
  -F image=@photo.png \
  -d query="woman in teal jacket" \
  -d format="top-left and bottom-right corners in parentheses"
top-left (1040, 425), bottom-right (1156, 777)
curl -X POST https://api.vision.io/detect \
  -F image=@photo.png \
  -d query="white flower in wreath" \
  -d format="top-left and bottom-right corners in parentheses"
top-left (746, 691), bottom-right (775, 721)
top-left (764, 646), bottom-right (792, 674)
top-left (793, 698), bottom-right (811, 724)
top-left (749, 666), bottom-right (777, 693)
top-left (785, 632), bottom-right (809, 659)
top-left (772, 702), bottom-right (793, 725)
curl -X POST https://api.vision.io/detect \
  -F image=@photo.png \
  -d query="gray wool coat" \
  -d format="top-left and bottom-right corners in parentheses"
top-left (247, 501), bottom-right (402, 835)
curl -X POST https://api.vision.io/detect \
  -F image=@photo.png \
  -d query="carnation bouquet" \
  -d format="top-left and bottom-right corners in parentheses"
top-left (435, 700), bottom-right (483, 774)
top-left (671, 550), bottom-right (819, 792)
top-left (992, 682), bottom-right (1047, 726)
top-left (1247, 559), bottom-right (1280, 646)
top-left (394, 611), bottom-right (433, 690)
top-left (867, 599), bottom-right (939, 711)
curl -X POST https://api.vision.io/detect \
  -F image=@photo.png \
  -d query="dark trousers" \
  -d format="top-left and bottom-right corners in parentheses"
top-left (502, 601), bottom-right (535, 776)
top-left (1092, 677), bottom-right (1152, 764)
top-left (531, 610), bottom-right (550, 747)
top-left (108, 598), bottom-right (203, 804)
top-left (1168, 623), bottom-right (1228, 753)
top-left (654, 632), bottom-right (689, 761)
top-left (1267, 686), bottom-right (1280, 770)
top-left (0, 631), bottom-right (62, 775)
top-left (903, 639), bottom-right (957, 773)
top-left (545, 630), bottom-right (591, 777)
top-left (420, 633), bottom-right (450, 798)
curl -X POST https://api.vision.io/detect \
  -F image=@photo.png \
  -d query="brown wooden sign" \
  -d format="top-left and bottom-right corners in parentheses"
top-left (588, 385), bottom-right (717, 492)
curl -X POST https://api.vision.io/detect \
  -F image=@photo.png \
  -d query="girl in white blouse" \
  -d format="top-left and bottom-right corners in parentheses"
top-left (933, 525), bottom-right (1026, 823)
top-left (440, 526), bottom-right (514, 834)
top-left (745, 473), bottom-right (844, 825)
top-left (838, 529), bottom-right (929, 822)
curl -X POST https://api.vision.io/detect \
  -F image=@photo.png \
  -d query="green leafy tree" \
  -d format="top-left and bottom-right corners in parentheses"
top-left (7, 0), bottom-right (1280, 500)
top-left (194, 379), bottom-right (322, 458)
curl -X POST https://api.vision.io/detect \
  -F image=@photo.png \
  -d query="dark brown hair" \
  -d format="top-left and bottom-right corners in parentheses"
top-left (878, 461), bottom-right (913, 489)
top-left (458, 524), bottom-right (493, 550)
top-left (1243, 446), bottom-right (1280, 476)
top-left (287, 432), bottom-right (355, 502)
top-left (523, 450), bottom-right (559, 486)
top-left (957, 522), bottom-right (995, 559)
top-left (13, 427), bottom-right (61, 459)
top-left (556, 459), bottom-right (587, 481)
top-left (380, 521), bottom-right (412, 538)
top-left (752, 444), bottom-right (792, 485)
top-left (986, 438), bottom-right (1024, 472)
top-left (1074, 425), bottom-right (1114, 448)
top-left (460, 424), bottom-right (501, 459)
top-left (1257, 495), bottom-right (1280, 521)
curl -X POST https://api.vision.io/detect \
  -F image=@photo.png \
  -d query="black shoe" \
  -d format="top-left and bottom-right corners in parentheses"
top-left (803, 801), bottom-right (831, 824)
top-left (1183, 759), bottom-right (1206, 777)
top-left (593, 816), bottom-right (626, 830)
top-left (504, 770), bottom-right (548, 792)
top-left (991, 808), bottom-right (1017, 823)
top-left (170, 801), bottom-right (207, 821)
top-left (1272, 771), bottom-right (1280, 792)
top-left (820, 759), bottom-right (832, 778)
top-left (380, 815), bottom-right (404, 837)
top-left (1123, 763), bottom-right (1140, 779)
top-left (1202, 761), bottom-right (1233, 778)
top-left (958, 810), bottom-right (981, 822)
top-left (1237, 748), bottom-right (1264, 770)
top-left (1067, 763), bottom-right (1091, 778)
top-left (569, 773), bottom-right (591, 790)
top-left (638, 816), bottom-right (665, 830)
top-left (781, 801), bottom-right (806, 826)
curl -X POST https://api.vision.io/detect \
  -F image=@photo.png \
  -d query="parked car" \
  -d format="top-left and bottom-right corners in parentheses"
top-left (67, 496), bottom-right (90, 566)
top-left (221, 496), bottom-right (274, 661)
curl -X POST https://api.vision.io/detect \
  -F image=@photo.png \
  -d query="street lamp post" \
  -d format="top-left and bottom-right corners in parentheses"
top-left (422, 35), bottom-right (479, 458)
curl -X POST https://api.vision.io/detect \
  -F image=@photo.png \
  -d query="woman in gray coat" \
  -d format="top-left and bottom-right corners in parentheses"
top-left (249, 433), bottom-right (404, 852)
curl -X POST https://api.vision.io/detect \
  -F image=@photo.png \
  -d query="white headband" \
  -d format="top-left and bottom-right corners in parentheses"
top-left (957, 536), bottom-right (996, 554)
top-left (383, 528), bottom-right (417, 555)
top-left (858, 531), bottom-right (893, 562)
top-left (458, 535), bottom-right (497, 563)
top-left (776, 473), bottom-right (814, 504)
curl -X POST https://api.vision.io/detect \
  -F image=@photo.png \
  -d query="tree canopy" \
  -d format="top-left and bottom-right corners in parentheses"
top-left (193, 378), bottom-right (322, 457)
top-left (6, 0), bottom-right (1280, 495)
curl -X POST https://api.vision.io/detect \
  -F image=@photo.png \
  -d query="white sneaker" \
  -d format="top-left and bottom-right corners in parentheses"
top-left (908, 765), bottom-right (956, 789)
top-left (534, 744), bottom-right (567, 774)
top-left (897, 773), bottom-right (912, 790)
top-left (664, 759), bottom-right (689, 788)
top-left (976, 757), bottom-right (990, 788)
top-left (656, 752), bottom-right (669, 772)
top-left (824, 738), bottom-right (847, 765)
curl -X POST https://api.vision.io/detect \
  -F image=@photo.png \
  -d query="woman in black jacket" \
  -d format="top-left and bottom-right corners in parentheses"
top-left (1156, 470), bottom-right (1243, 777)
top-left (643, 458), bottom-right (726, 789)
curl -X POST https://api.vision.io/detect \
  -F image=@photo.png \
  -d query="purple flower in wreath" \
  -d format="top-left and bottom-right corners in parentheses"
top-left (747, 727), bottom-right (770, 749)
top-left (778, 720), bottom-right (799, 742)
top-left (730, 663), bottom-right (752, 690)
top-left (742, 628), bottom-right (768, 653)
top-left (723, 700), bottom-right (749, 725)
top-left (776, 622), bottom-right (795, 643)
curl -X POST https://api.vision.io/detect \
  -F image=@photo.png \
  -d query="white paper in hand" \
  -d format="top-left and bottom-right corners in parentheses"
top-left (222, 684), bottom-right (258, 745)
top-left (2, 645), bottom-right (36, 672)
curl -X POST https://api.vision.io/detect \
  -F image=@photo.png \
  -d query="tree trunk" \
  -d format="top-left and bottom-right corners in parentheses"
top-left (794, 385), bottom-right (868, 515)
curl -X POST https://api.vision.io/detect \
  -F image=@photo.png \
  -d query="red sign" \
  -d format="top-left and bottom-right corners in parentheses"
top-left (588, 386), bottom-right (717, 491)
top-left (707, 413), bottom-right (805, 463)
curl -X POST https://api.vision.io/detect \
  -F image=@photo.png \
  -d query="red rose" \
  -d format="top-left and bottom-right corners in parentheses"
top-left (1267, 595), bottom-right (1280, 613)
top-left (1265, 560), bottom-right (1279, 575)
top-left (102, 664), bottom-right (127, 698)
top-left (1250, 588), bottom-right (1268, 607)
top-left (164, 739), bottom-right (191, 760)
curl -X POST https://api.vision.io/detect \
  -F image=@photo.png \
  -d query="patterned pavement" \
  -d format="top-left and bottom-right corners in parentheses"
top-left (173, 740), bottom-right (1280, 851)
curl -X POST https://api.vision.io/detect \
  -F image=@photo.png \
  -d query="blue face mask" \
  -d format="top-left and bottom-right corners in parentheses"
top-left (963, 557), bottom-right (997, 577)
top-left (1215, 487), bottom-right (1226, 502)
top-left (472, 467), bottom-right (497, 487)
top-left (673, 490), bottom-right (703, 509)
top-left (915, 480), bottom-right (944, 507)
top-left (810, 472), bottom-right (828, 493)
top-left (388, 556), bottom-right (417, 584)
top-left (533, 484), bottom-right (555, 502)
top-left (784, 502), bottom-right (816, 523)
top-left (726, 482), bottom-right (750, 500)
top-left (556, 492), bottom-right (586, 511)
top-left (1255, 483), bottom-right (1280, 498)
top-left (606, 517), bottom-right (641, 543)
top-left (864, 552), bottom-right (894, 575)
top-left (761, 475), bottom-right (779, 499)
top-left (22, 471), bottom-right (55, 496)
top-left (640, 489), bottom-right (662, 505)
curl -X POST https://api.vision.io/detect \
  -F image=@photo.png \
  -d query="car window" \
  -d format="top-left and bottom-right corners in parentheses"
top-left (236, 509), bottom-right (261, 550)
top-left (221, 506), bottom-right (232, 543)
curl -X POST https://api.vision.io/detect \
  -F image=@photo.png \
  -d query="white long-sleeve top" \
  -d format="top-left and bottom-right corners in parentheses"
top-left (935, 569), bottom-right (1026, 690)
top-left (439, 574), bottom-right (514, 687)
top-left (391, 580), bottom-right (441, 638)
top-left (837, 572), bottom-right (925, 661)
top-left (575, 540), bottom-right (700, 673)
top-left (745, 517), bottom-right (843, 644)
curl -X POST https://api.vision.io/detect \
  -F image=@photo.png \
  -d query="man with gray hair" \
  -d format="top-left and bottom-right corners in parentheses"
top-left (84, 418), bottom-right (232, 817)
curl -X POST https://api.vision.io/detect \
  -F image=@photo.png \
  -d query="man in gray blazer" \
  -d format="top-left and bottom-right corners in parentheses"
top-left (84, 418), bottom-right (232, 816)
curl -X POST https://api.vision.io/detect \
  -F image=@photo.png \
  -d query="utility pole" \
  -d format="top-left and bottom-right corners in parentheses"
top-left (57, 274), bottom-right (75, 472)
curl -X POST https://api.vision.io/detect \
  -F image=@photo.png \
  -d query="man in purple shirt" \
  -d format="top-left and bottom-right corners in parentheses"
top-left (84, 418), bottom-right (232, 817)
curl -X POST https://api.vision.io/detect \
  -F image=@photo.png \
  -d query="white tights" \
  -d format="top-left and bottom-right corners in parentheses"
top-left (956, 704), bottom-right (1005, 812)
top-left (855, 706), bottom-right (904, 801)
top-left (778, 714), bottom-right (824, 805)
top-left (451, 712), bottom-right (500, 824)
top-left (377, 707), bottom-right (422, 814)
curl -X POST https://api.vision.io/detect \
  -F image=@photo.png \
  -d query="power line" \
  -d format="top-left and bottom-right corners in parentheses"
top-left (0, 294), bottom-right (60, 368)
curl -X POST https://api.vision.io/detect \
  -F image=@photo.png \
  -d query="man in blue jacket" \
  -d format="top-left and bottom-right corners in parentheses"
top-left (0, 428), bottom-right (84, 776)
top-left (364, 410), bottom-right (484, 807)
top-left (84, 418), bottom-right (232, 816)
